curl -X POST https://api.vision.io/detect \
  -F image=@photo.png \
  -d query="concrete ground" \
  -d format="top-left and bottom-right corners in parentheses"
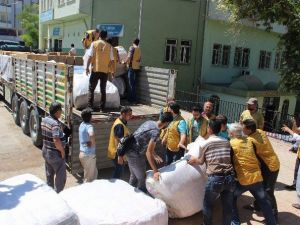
top-left (0, 101), bottom-right (299, 225)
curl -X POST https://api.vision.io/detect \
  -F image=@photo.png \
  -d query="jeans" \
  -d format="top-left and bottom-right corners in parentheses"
top-left (293, 157), bottom-right (300, 185)
top-left (165, 148), bottom-right (185, 165)
top-left (231, 182), bottom-right (276, 225)
top-left (127, 68), bottom-right (138, 102)
top-left (297, 165), bottom-right (300, 204)
top-left (112, 155), bottom-right (124, 179)
top-left (79, 152), bottom-right (98, 182)
top-left (87, 72), bottom-right (108, 109)
top-left (125, 150), bottom-right (147, 192)
top-left (203, 174), bottom-right (236, 225)
top-left (43, 149), bottom-right (66, 193)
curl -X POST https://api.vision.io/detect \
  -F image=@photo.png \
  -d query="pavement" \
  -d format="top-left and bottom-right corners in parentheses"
top-left (0, 101), bottom-right (299, 225)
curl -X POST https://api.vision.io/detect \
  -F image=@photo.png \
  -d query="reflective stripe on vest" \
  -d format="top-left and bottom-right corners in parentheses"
top-left (107, 118), bottom-right (129, 159)
top-left (230, 137), bottom-right (263, 185)
top-left (92, 40), bottom-right (111, 73)
top-left (249, 129), bottom-right (280, 172)
top-left (167, 115), bottom-right (184, 152)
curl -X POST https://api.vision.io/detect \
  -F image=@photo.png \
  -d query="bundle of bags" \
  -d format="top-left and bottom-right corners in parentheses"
top-left (146, 137), bottom-right (208, 218)
top-left (0, 55), bottom-right (13, 81)
top-left (73, 66), bottom-right (120, 110)
top-left (0, 174), bottom-right (79, 225)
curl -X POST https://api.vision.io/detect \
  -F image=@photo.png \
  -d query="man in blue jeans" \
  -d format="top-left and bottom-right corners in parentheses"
top-left (125, 38), bottom-right (141, 103)
top-left (188, 119), bottom-right (236, 225)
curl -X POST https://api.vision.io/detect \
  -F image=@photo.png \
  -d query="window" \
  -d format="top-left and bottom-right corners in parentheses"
top-left (58, 0), bottom-right (65, 6)
top-left (211, 44), bottom-right (222, 65)
top-left (274, 51), bottom-right (286, 70)
top-left (222, 45), bottom-right (230, 66)
top-left (234, 47), bottom-right (250, 68)
top-left (259, 50), bottom-right (272, 69)
top-left (165, 39), bottom-right (177, 63)
top-left (180, 40), bottom-right (191, 64)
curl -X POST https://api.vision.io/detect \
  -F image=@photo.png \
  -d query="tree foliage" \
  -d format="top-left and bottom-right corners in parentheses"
top-left (17, 3), bottom-right (39, 48)
top-left (217, 0), bottom-right (300, 93)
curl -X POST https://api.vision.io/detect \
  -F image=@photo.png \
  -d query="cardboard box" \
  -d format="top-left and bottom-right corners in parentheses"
top-left (74, 56), bottom-right (83, 66)
top-left (56, 56), bottom-right (66, 63)
top-left (66, 56), bottom-right (75, 65)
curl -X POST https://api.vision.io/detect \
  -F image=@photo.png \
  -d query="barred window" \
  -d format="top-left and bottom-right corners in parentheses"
top-left (180, 40), bottom-right (191, 64)
top-left (165, 39), bottom-right (177, 63)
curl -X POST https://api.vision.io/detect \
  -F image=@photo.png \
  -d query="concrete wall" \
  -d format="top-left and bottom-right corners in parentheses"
top-left (201, 19), bottom-right (282, 85)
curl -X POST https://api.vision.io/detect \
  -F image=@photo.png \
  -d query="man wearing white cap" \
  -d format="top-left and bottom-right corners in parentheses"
top-left (240, 98), bottom-right (264, 129)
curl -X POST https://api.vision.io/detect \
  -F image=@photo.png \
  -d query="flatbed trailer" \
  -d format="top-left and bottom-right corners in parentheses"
top-left (0, 54), bottom-right (177, 174)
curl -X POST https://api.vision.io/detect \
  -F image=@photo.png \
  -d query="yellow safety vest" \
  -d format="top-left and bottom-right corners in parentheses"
top-left (187, 117), bottom-right (208, 143)
top-left (92, 40), bottom-right (111, 73)
top-left (249, 129), bottom-right (280, 172)
top-left (132, 47), bottom-right (141, 70)
top-left (230, 137), bottom-right (263, 185)
top-left (107, 118), bottom-right (129, 159)
top-left (297, 145), bottom-right (300, 159)
top-left (166, 115), bottom-right (184, 152)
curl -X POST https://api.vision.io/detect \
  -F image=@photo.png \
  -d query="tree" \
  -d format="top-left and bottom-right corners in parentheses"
top-left (17, 3), bottom-right (39, 48)
top-left (217, 0), bottom-right (300, 93)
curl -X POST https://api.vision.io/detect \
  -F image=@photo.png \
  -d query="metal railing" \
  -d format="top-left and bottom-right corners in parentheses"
top-left (175, 90), bottom-right (294, 134)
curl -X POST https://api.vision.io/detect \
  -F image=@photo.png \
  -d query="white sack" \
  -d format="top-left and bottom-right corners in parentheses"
top-left (146, 137), bottom-right (207, 218)
top-left (60, 179), bottom-right (168, 225)
top-left (115, 46), bottom-right (128, 63)
top-left (0, 174), bottom-right (79, 225)
top-left (114, 46), bottom-right (128, 77)
top-left (0, 55), bottom-right (13, 81)
top-left (112, 77), bottom-right (126, 96)
top-left (73, 66), bottom-right (120, 109)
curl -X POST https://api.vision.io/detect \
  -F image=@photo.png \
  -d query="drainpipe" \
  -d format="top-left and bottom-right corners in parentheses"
top-left (138, 0), bottom-right (143, 40)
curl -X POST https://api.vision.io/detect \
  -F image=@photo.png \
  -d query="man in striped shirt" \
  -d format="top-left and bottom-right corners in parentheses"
top-left (189, 119), bottom-right (235, 225)
top-left (41, 102), bottom-right (66, 193)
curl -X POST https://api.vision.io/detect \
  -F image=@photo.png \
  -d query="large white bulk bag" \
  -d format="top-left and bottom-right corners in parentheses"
top-left (60, 179), bottom-right (168, 225)
top-left (73, 66), bottom-right (120, 109)
top-left (146, 137), bottom-right (207, 218)
top-left (0, 174), bottom-right (79, 225)
top-left (112, 77), bottom-right (126, 97)
top-left (0, 55), bottom-right (13, 81)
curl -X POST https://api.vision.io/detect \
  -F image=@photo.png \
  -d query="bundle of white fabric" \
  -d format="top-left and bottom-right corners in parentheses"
top-left (0, 55), bottom-right (13, 81)
top-left (0, 174), bottom-right (79, 225)
top-left (60, 179), bottom-right (168, 225)
top-left (146, 137), bottom-right (207, 218)
top-left (73, 66), bottom-right (120, 109)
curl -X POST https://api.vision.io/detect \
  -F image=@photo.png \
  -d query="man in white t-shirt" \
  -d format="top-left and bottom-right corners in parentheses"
top-left (69, 43), bottom-right (77, 56)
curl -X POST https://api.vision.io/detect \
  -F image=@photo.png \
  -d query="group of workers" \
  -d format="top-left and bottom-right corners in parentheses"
top-left (82, 29), bottom-right (141, 111)
top-left (40, 92), bottom-right (299, 224)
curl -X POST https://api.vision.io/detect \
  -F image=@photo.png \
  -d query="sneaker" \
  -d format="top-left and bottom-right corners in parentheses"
top-left (285, 184), bottom-right (296, 190)
top-left (292, 203), bottom-right (300, 209)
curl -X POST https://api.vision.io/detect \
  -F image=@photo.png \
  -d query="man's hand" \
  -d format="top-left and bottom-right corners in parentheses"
top-left (154, 154), bottom-right (163, 164)
top-left (86, 67), bottom-right (90, 76)
top-left (178, 143), bottom-right (187, 150)
top-left (118, 156), bottom-right (124, 165)
top-left (153, 171), bottom-right (160, 181)
top-left (188, 156), bottom-right (199, 165)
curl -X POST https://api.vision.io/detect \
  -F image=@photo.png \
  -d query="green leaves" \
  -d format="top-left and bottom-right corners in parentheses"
top-left (17, 3), bottom-right (39, 48)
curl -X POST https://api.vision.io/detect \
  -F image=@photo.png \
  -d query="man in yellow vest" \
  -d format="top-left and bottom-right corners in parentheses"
top-left (240, 98), bottom-right (264, 129)
top-left (162, 102), bottom-right (187, 165)
top-left (125, 38), bottom-right (141, 103)
top-left (242, 119), bottom-right (280, 220)
top-left (229, 123), bottom-right (276, 225)
top-left (107, 106), bottom-right (132, 179)
top-left (86, 29), bottom-right (114, 112)
top-left (281, 125), bottom-right (300, 209)
top-left (186, 106), bottom-right (208, 143)
top-left (202, 100), bottom-right (215, 120)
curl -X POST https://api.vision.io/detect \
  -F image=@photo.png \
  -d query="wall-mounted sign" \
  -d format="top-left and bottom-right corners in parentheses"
top-left (40, 9), bottom-right (53, 23)
top-left (53, 27), bottom-right (61, 36)
top-left (96, 24), bottom-right (124, 37)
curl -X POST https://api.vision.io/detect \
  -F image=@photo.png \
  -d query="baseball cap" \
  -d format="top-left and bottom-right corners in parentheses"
top-left (246, 98), bottom-right (258, 105)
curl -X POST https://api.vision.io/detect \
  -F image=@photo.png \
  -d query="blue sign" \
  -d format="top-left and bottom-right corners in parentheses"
top-left (40, 10), bottom-right (53, 23)
top-left (53, 27), bottom-right (60, 36)
top-left (96, 24), bottom-right (124, 37)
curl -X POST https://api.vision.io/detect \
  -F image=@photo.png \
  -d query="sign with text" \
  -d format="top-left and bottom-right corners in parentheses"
top-left (40, 10), bottom-right (53, 23)
top-left (96, 24), bottom-right (124, 37)
top-left (53, 27), bottom-right (61, 36)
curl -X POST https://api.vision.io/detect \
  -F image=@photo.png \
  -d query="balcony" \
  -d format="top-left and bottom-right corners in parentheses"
top-left (54, 0), bottom-right (92, 20)
top-left (0, 4), bottom-right (12, 14)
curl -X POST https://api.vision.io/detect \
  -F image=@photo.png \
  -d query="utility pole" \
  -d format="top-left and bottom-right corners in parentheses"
top-left (138, 0), bottom-right (143, 40)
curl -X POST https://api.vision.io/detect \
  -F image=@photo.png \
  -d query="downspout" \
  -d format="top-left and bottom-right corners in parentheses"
top-left (138, 0), bottom-right (144, 40)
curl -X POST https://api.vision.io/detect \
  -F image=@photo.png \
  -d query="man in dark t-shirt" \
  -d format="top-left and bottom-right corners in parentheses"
top-left (121, 112), bottom-right (173, 192)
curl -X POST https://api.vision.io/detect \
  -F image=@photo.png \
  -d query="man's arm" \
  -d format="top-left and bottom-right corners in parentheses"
top-left (178, 120), bottom-right (187, 148)
top-left (188, 146), bottom-right (206, 165)
top-left (86, 43), bottom-right (94, 75)
top-left (53, 137), bottom-right (65, 159)
top-left (88, 126), bottom-right (95, 147)
top-left (146, 139), bottom-right (160, 180)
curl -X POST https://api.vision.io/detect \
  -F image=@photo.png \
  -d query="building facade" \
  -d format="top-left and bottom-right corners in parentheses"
top-left (0, 0), bottom-right (38, 41)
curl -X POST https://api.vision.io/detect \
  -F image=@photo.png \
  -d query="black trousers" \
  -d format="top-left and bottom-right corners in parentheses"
top-left (293, 157), bottom-right (300, 185)
top-left (87, 72), bottom-right (108, 109)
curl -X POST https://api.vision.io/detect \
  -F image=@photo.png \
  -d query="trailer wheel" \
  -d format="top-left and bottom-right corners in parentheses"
top-left (19, 100), bottom-right (30, 134)
top-left (29, 107), bottom-right (42, 147)
top-left (11, 94), bottom-right (20, 126)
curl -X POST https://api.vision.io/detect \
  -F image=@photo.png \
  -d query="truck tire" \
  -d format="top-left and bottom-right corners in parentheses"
top-left (19, 100), bottom-right (30, 135)
top-left (11, 94), bottom-right (20, 126)
top-left (29, 107), bottom-right (43, 147)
